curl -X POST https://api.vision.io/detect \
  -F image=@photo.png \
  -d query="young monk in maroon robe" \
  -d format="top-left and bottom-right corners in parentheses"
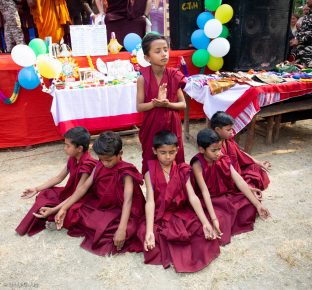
top-left (54, 131), bottom-right (145, 256)
top-left (191, 129), bottom-right (271, 238)
top-left (136, 33), bottom-right (186, 175)
top-left (16, 126), bottom-right (96, 236)
top-left (211, 111), bottom-right (271, 193)
top-left (137, 131), bottom-right (220, 273)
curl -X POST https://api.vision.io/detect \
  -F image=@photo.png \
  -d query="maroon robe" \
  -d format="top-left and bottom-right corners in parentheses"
top-left (137, 160), bottom-right (220, 273)
top-left (15, 151), bottom-right (97, 236)
top-left (63, 160), bottom-right (145, 256)
top-left (139, 67), bottom-right (186, 175)
top-left (222, 138), bottom-right (270, 190)
top-left (191, 153), bottom-right (257, 238)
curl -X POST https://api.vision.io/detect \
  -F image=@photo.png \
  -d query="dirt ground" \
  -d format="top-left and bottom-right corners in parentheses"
top-left (0, 120), bottom-right (311, 290)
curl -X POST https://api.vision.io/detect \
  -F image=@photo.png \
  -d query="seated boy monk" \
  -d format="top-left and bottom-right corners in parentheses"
top-left (191, 128), bottom-right (271, 238)
top-left (138, 131), bottom-right (220, 273)
top-left (54, 131), bottom-right (145, 256)
top-left (210, 111), bottom-right (271, 195)
top-left (16, 126), bottom-right (96, 236)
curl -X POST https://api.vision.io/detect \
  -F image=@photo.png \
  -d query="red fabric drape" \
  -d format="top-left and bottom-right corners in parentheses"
top-left (0, 50), bottom-right (204, 149)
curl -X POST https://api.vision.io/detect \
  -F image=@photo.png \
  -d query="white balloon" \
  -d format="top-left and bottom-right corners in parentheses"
top-left (208, 37), bottom-right (230, 57)
top-left (204, 19), bottom-right (223, 39)
top-left (11, 44), bottom-right (36, 67)
top-left (136, 48), bottom-right (151, 67)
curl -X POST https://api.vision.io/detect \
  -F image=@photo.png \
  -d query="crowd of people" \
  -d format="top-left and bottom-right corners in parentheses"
top-left (0, 1), bottom-right (311, 68)
top-left (289, 0), bottom-right (312, 68)
top-left (15, 33), bottom-right (271, 273)
top-left (0, 0), bottom-right (152, 52)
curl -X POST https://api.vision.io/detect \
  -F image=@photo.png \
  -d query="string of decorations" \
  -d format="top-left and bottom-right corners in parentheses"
top-left (0, 81), bottom-right (20, 104)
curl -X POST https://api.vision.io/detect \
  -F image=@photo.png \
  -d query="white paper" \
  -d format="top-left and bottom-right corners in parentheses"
top-left (70, 25), bottom-right (108, 56)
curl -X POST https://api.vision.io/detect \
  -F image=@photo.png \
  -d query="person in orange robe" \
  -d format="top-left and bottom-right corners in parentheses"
top-left (27, 0), bottom-right (71, 43)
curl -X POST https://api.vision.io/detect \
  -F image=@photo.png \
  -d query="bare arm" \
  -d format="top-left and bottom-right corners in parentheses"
top-left (55, 170), bottom-right (94, 229)
top-left (242, 150), bottom-right (271, 171)
top-left (33, 197), bottom-right (69, 219)
top-left (145, 172), bottom-right (155, 234)
top-left (75, 171), bottom-right (90, 190)
top-left (21, 166), bottom-right (69, 199)
top-left (119, 175), bottom-right (134, 230)
top-left (95, 0), bottom-right (104, 15)
top-left (230, 165), bottom-right (270, 220)
top-left (144, 172), bottom-right (156, 251)
top-left (192, 161), bottom-right (217, 220)
top-left (82, 0), bottom-right (94, 15)
top-left (192, 161), bottom-right (222, 237)
top-left (113, 175), bottom-right (134, 250)
top-left (242, 150), bottom-right (256, 162)
top-left (137, 75), bottom-right (186, 111)
top-left (34, 172), bottom-right (91, 218)
top-left (136, 76), bottom-right (155, 112)
top-left (60, 171), bottom-right (93, 211)
top-left (144, 0), bottom-right (152, 16)
top-left (185, 179), bottom-right (215, 239)
top-left (231, 165), bottom-right (261, 207)
top-left (34, 166), bottom-right (68, 192)
top-left (151, 87), bottom-right (186, 110)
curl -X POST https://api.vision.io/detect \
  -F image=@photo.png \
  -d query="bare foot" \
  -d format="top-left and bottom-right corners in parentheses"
top-left (45, 221), bottom-right (57, 231)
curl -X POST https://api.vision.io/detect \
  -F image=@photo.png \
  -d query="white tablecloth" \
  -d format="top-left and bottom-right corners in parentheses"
top-left (184, 80), bottom-right (250, 118)
top-left (50, 82), bottom-right (142, 134)
top-left (51, 83), bottom-right (137, 125)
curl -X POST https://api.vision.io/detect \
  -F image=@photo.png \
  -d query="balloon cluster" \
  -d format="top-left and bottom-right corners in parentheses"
top-left (11, 38), bottom-right (62, 91)
top-left (191, 0), bottom-right (233, 71)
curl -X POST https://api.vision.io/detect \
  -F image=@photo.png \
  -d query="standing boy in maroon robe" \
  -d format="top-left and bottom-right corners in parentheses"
top-left (211, 111), bottom-right (271, 193)
top-left (138, 131), bottom-right (220, 273)
top-left (16, 126), bottom-right (96, 236)
top-left (136, 33), bottom-right (186, 175)
top-left (191, 128), bottom-right (271, 238)
top-left (54, 131), bottom-right (145, 256)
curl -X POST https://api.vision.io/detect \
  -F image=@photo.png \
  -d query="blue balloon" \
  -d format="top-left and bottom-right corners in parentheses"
top-left (191, 29), bottom-right (211, 50)
top-left (18, 66), bottom-right (40, 90)
top-left (196, 12), bottom-right (214, 29)
top-left (123, 33), bottom-right (142, 52)
top-left (135, 43), bottom-right (142, 51)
